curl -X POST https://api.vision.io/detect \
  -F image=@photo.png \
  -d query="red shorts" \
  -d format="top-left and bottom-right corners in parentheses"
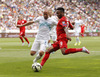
top-left (52, 38), bottom-right (68, 51)
top-left (81, 30), bottom-right (84, 33)
top-left (19, 31), bottom-right (25, 36)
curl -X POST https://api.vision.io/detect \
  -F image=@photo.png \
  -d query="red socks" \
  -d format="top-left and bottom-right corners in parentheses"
top-left (20, 37), bottom-right (29, 44)
top-left (41, 52), bottom-right (50, 66)
top-left (20, 37), bottom-right (24, 43)
top-left (24, 37), bottom-right (29, 44)
top-left (65, 48), bottom-right (82, 54)
top-left (40, 48), bottom-right (82, 66)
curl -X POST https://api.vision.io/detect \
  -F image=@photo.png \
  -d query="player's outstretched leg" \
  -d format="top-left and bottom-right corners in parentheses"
top-left (40, 52), bottom-right (50, 66)
top-left (40, 46), bottom-right (54, 67)
top-left (61, 47), bottom-right (89, 55)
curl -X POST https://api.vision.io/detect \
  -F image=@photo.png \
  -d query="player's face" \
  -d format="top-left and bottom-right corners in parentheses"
top-left (43, 12), bottom-right (48, 20)
top-left (56, 10), bottom-right (62, 19)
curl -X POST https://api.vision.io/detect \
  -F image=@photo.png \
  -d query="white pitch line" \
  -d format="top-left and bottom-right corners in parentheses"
top-left (0, 48), bottom-right (2, 50)
top-left (91, 51), bottom-right (100, 52)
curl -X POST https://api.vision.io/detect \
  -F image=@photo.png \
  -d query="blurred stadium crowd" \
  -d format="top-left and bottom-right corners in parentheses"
top-left (0, 0), bottom-right (100, 32)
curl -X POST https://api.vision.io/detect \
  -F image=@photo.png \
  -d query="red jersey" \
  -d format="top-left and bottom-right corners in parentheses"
top-left (17, 20), bottom-right (27, 32)
top-left (56, 16), bottom-right (73, 40)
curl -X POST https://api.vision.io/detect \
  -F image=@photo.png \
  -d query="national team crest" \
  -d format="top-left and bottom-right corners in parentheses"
top-left (62, 21), bottom-right (66, 26)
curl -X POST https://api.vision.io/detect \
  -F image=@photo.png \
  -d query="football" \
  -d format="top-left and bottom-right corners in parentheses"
top-left (32, 63), bottom-right (42, 72)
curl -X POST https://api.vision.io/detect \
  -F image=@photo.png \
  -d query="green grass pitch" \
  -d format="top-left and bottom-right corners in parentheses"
top-left (0, 37), bottom-right (100, 77)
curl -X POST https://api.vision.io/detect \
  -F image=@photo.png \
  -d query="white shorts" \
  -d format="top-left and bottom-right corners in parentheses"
top-left (74, 29), bottom-right (81, 36)
top-left (50, 35), bottom-right (57, 41)
top-left (31, 39), bottom-right (48, 52)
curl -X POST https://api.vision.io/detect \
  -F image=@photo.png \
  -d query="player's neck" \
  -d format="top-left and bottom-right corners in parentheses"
top-left (59, 15), bottom-right (64, 19)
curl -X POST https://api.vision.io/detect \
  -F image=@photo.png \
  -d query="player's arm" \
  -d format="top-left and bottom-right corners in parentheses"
top-left (68, 21), bottom-right (74, 30)
top-left (52, 19), bottom-right (58, 26)
top-left (17, 21), bottom-right (34, 28)
top-left (64, 27), bottom-right (71, 41)
top-left (60, 21), bottom-right (72, 41)
top-left (17, 16), bottom-right (41, 27)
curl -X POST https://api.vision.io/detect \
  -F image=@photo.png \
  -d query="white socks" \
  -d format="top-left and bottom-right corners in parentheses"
top-left (33, 54), bottom-right (41, 63)
top-left (76, 37), bottom-right (80, 43)
top-left (48, 43), bottom-right (51, 47)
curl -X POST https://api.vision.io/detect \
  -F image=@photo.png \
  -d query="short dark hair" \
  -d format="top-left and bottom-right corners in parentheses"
top-left (56, 7), bottom-right (65, 13)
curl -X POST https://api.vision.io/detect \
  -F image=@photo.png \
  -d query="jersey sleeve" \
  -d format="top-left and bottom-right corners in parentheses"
top-left (68, 21), bottom-right (73, 29)
top-left (33, 16), bottom-right (41, 22)
top-left (60, 20), bottom-right (73, 29)
top-left (80, 20), bottom-right (83, 25)
top-left (52, 19), bottom-right (58, 26)
top-left (17, 21), bottom-right (21, 25)
top-left (17, 21), bottom-right (19, 25)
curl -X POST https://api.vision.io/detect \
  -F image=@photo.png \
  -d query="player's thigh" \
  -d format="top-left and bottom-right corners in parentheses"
top-left (51, 35), bottom-right (57, 41)
top-left (46, 46), bottom-right (55, 53)
top-left (58, 39), bottom-right (68, 50)
top-left (59, 39), bottom-right (68, 54)
top-left (52, 41), bottom-right (60, 51)
top-left (75, 31), bottom-right (80, 36)
top-left (40, 40), bottom-right (48, 52)
top-left (31, 40), bottom-right (40, 52)
top-left (19, 32), bottom-right (24, 36)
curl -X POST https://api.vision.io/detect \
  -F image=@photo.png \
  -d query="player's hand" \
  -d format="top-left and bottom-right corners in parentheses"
top-left (67, 37), bottom-right (72, 41)
top-left (72, 22), bottom-right (75, 25)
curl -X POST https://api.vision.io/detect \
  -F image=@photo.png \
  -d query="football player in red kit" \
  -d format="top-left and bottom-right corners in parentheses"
top-left (40, 7), bottom-right (90, 68)
top-left (17, 16), bottom-right (30, 46)
top-left (81, 24), bottom-right (85, 37)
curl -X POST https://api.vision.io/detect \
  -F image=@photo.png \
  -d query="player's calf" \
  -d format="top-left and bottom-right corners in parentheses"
top-left (61, 48), bottom-right (67, 55)
top-left (33, 51), bottom-right (44, 63)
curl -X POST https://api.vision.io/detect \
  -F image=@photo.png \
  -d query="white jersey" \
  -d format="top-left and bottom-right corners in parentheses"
top-left (34, 16), bottom-right (57, 40)
top-left (74, 19), bottom-right (83, 31)
top-left (49, 16), bottom-right (58, 36)
top-left (74, 19), bottom-right (83, 36)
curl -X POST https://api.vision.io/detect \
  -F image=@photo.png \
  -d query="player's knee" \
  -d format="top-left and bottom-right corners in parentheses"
top-left (39, 51), bottom-right (44, 56)
top-left (62, 50), bottom-right (69, 55)
top-left (30, 51), bottom-right (36, 56)
top-left (46, 47), bottom-right (54, 53)
top-left (61, 49), bottom-right (67, 55)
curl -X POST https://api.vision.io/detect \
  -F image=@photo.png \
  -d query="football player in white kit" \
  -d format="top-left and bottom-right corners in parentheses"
top-left (17, 11), bottom-right (57, 63)
top-left (74, 15), bottom-right (83, 46)
top-left (48, 10), bottom-right (58, 47)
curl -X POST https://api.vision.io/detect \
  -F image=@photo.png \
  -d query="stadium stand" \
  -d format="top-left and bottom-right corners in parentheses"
top-left (0, 0), bottom-right (100, 33)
